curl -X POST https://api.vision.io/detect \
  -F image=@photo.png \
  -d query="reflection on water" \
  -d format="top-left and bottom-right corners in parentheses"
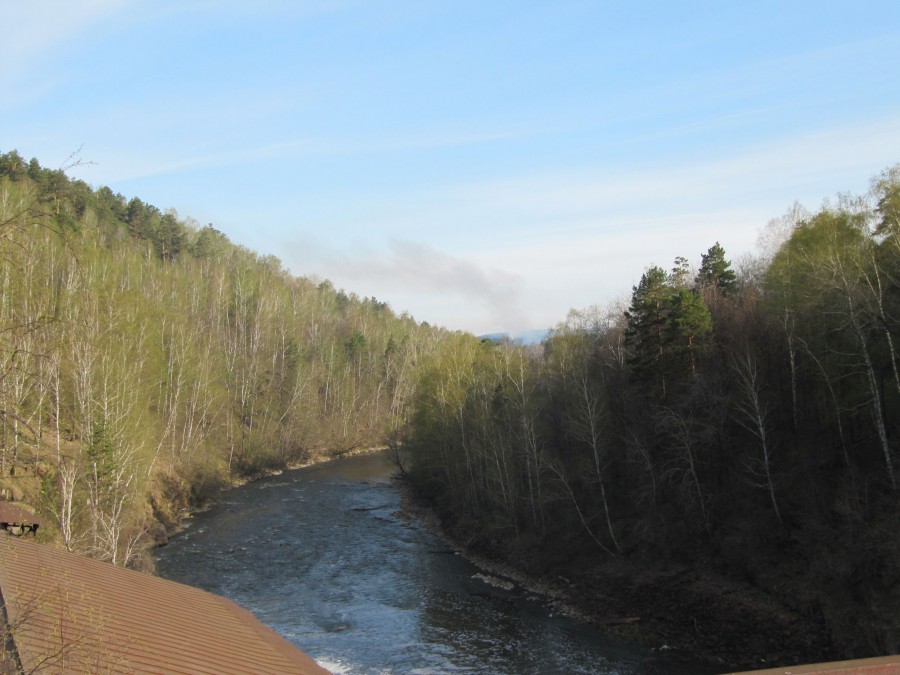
top-left (156, 451), bottom-right (709, 674)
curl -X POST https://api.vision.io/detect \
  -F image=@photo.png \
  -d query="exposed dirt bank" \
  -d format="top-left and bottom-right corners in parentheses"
top-left (398, 483), bottom-right (834, 672)
top-left (147, 446), bottom-right (387, 564)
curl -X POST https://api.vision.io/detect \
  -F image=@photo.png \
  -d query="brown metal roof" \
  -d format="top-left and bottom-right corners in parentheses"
top-left (726, 655), bottom-right (900, 674)
top-left (0, 503), bottom-right (43, 527)
top-left (0, 537), bottom-right (330, 674)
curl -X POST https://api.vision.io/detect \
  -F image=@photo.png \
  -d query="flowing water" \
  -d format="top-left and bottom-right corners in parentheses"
top-left (155, 451), bottom-right (712, 674)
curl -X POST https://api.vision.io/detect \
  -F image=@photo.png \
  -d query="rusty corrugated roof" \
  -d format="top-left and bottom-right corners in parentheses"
top-left (0, 537), bottom-right (329, 674)
top-left (0, 503), bottom-right (43, 527)
top-left (727, 655), bottom-right (900, 674)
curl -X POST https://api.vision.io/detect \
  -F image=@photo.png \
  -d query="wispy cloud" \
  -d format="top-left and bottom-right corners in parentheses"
top-left (6, 1), bottom-right (895, 336)
top-left (283, 238), bottom-right (529, 332)
top-left (147, 0), bottom-right (357, 18)
top-left (307, 115), bottom-right (900, 331)
top-left (442, 115), bottom-right (900, 233)
top-left (78, 123), bottom-right (536, 184)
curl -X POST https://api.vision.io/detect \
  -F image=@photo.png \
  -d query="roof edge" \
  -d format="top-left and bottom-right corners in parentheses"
top-left (0, 585), bottom-right (24, 674)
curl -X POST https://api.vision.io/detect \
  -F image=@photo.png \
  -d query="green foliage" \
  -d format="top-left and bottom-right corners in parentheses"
top-left (696, 241), bottom-right (737, 295)
top-left (190, 224), bottom-right (230, 258)
top-left (874, 165), bottom-right (900, 239)
top-left (667, 287), bottom-right (712, 372)
top-left (0, 150), bottom-right (26, 179)
top-left (624, 265), bottom-right (712, 396)
top-left (86, 420), bottom-right (117, 487)
top-left (624, 265), bottom-right (670, 384)
top-left (670, 256), bottom-right (691, 288)
top-left (0, 150), bottom-right (451, 566)
top-left (7, 147), bottom-right (900, 654)
top-left (346, 330), bottom-right (367, 358)
top-left (401, 164), bottom-right (900, 657)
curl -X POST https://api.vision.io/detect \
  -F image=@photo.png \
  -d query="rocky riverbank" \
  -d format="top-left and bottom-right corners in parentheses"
top-left (398, 481), bottom-right (834, 672)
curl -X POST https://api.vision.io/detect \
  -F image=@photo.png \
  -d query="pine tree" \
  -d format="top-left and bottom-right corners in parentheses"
top-left (625, 266), bottom-right (671, 396)
top-left (626, 264), bottom-right (713, 397)
top-left (667, 288), bottom-right (712, 376)
top-left (696, 242), bottom-right (736, 295)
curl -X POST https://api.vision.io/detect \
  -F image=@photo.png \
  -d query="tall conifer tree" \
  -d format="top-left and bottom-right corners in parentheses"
top-left (696, 242), bottom-right (736, 295)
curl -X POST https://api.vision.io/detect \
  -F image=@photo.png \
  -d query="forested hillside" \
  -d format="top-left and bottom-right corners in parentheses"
top-left (0, 151), bottom-right (449, 567)
top-left (6, 148), bottom-right (900, 662)
top-left (403, 165), bottom-right (900, 659)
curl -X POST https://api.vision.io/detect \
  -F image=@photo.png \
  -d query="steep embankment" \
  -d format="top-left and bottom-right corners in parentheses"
top-left (0, 150), bottom-right (450, 567)
top-left (400, 164), bottom-right (900, 665)
top-left (402, 485), bottom-right (833, 670)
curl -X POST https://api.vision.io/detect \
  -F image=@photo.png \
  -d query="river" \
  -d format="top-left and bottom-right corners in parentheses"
top-left (155, 451), bottom-right (712, 674)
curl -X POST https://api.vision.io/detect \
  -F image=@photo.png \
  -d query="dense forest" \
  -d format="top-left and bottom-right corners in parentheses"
top-left (402, 165), bottom-right (900, 659)
top-left (0, 150), bottom-right (451, 567)
top-left (5, 149), bottom-right (900, 662)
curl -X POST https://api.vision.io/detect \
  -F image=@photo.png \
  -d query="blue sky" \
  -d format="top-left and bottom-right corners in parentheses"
top-left (3, 1), bottom-right (900, 334)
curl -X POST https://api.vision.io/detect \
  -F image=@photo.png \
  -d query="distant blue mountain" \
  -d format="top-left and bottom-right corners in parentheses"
top-left (478, 329), bottom-right (550, 345)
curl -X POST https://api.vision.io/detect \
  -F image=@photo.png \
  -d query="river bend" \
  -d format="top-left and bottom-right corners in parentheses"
top-left (155, 451), bottom-right (707, 674)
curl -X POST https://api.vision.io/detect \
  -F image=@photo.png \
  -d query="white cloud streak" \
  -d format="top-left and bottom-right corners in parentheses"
top-left (77, 124), bottom-right (536, 185)
top-left (283, 238), bottom-right (529, 333)
top-left (440, 115), bottom-right (900, 236)
top-left (303, 115), bottom-right (900, 332)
